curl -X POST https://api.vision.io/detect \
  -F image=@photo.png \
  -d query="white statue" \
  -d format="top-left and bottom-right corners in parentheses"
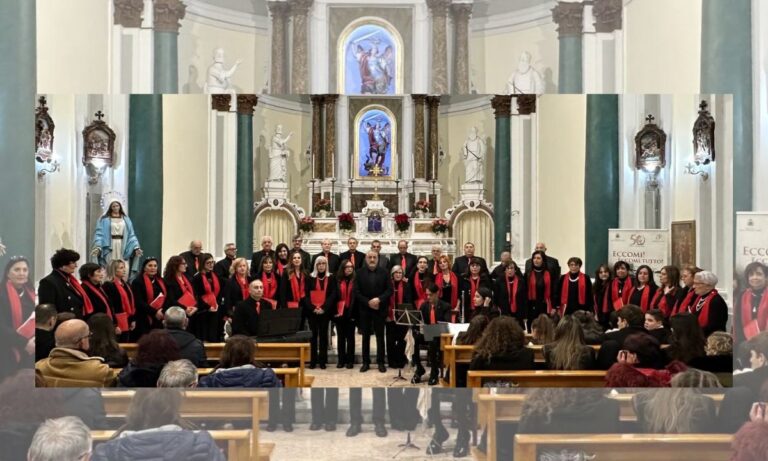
top-left (462, 127), bottom-right (486, 184)
top-left (268, 125), bottom-right (294, 182)
top-left (506, 51), bottom-right (544, 95)
top-left (204, 48), bottom-right (242, 99)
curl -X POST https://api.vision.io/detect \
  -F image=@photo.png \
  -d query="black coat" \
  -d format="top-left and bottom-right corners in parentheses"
top-left (305, 274), bottom-right (338, 319)
top-left (213, 257), bottom-right (234, 281)
top-left (339, 250), bottom-right (366, 269)
top-left (223, 275), bottom-right (251, 317)
top-left (179, 251), bottom-right (202, 278)
top-left (389, 253), bottom-right (418, 278)
top-left (249, 250), bottom-right (276, 278)
top-left (311, 252), bottom-right (341, 274)
top-left (38, 270), bottom-right (85, 318)
top-left (35, 328), bottom-right (56, 362)
top-left (103, 280), bottom-right (134, 318)
top-left (452, 255), bottom-right (488, 277)
top-left (82, 282), bottom-right (114, 320)
top-left (232, 297), bottom-right (265, 337)
top-left (418, 299), bottom-right (452, 325)
top-left (493, 274), bottom-right (528, 318)
top-left (354, 265), bottom-right (392, 319)
top-left (163, 274), bottom-right (194, 310)
top-left (524, 254), bottom-right (561, 280)
top-left (167, 328), bottom-right (207, 367)
top-left (0, 283), bottom-right (36, 369)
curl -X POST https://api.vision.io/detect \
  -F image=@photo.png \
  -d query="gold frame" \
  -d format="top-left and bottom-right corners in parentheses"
top-left (337, 16), bottom-right (404, 95)
top-left (671, 220), bottom-right (696, 268)
top-left (353, 104), bottom-right (397, 180)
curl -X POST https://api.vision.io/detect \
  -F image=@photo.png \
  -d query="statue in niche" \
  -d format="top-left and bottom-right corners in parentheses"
top-left (204, 48), bottom-right (242, 99)
top-left (506, 51), bottom-right (544, 95)
top-left (462, 127), bottom-right (486, 184)
top-left (367, 212), bottom-right (383, 233)
top-left (268, 124), bottom-right (294, 182)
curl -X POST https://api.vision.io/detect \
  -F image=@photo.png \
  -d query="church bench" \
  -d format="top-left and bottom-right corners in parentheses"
top-left (91, 429), bottom-right (261, 461)
top-left (512, 434), bottom-right (733, 461)
top-left (120, 342), bottom-right (312, 386)
top-left (101, 390), bottom-right (269, 461)
top-left (440, 333), bottom-right (535, 368)
top-left (109, 367), bottom-right (299, 386)
top-left (466, 370), bottom-right (607, 388)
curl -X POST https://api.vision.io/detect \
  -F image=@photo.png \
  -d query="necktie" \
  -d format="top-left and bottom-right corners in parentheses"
top-left (194, 258), bottom-right (199, 271)
top-left (255, 301), bottom-right (261, 314)
top-left (401, 255), bottom-right (406, 271)
top-left (351, 254), bottom-right (356, 266)
top-left (430, 305), bottom-right (436, 324)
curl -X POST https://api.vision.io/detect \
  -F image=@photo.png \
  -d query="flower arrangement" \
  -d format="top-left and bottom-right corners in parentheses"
top-left (414, 200), bottom-right (430, 213)
top-left (314, 198), bottom-right (332, 212)
top-left (394, 213), bottom-right (411, 232)
top-left (338, 212), bottom-right (355, 231)
top-left (299, 217), bottom-right (315, 233)
top-left (431, 218), bottom-right (449, 234)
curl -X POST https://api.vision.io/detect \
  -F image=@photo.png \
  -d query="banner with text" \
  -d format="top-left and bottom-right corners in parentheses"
top-left (608, 229), bottom-right (669, 273)
top-left (736, 212), bottom-right (768, 276)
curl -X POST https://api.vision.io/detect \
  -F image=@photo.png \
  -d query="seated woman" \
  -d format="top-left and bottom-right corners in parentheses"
top-left (529, 313), bottom-right (555, 345)
top-left (87, 313), bottom-right (128, 368)
top-left (666, 313), bottom-right (707, 365)
top-left (689, 331), bottom-right (734, 373)
top-left (572, 310), bottom-right (604, 345)
top-left (543, 315), bottom-right (596, 370)
top-left (469, 316), bottom-right (534, 372)
top-left (605, 333), bottom-right (686, 387)
top-left (91, 388), bottom-right (225, 460)
top-left (198, 335), bottom-right (281, 388)
top-left (117, 330), bottom-right (181, 387)
top-left (518, 388), bottom-right (621, 433)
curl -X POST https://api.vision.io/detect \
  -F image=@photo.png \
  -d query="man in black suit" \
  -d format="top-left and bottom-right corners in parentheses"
top-left (214, 242), bottom-right (237, 280)
top-left (250, 235), bottom-right (275, 278)
top-left (413, 284), bottom-right (452, 385)
top-left (524, 242), bottom-right (561, 279)
top-left (231, 280), bottom-right (265, 336)
top-left (339, 237), bottom-right (366, 270)
top-left (34, 304), bottom-right (58, 361)
top-left (179, 240), bottom-right (204, 277)
top-left (311, 239), bottom-right (340, 274)
top-left (370, 240), bottom-right (391, 271)
top-left (490, 251), bottom-right (513, 282)
top-left (452, 242), bottom-right (488, 276)
top-left (596, 305), bottom-right (648, 369)
top-left (291, 234), bottom-right (312, 271)
top-left (354, 251), bottom-right (392, 373)
top-left (38, 248), bottom-right (86, 318)
top-left (388, 240), bottom-right (418, 280)
top-left (427, 245), bottom-right (443, 276)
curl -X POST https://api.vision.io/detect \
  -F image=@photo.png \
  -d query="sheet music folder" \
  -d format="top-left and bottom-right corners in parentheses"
top-left (423, 323), bottom-right (449, 341)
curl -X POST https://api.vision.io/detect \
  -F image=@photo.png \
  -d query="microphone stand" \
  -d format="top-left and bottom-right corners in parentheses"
top-left (393, 430), bottom-right (420, 458)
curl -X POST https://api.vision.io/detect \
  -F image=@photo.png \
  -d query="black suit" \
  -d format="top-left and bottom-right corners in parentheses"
top-left (232, 297), bottom-right (264, 337)
top-left (415, 299), bottom-right (452, 375)
top-left (339, 250), bottom-right (366, 270)
top-left (354, 265), bottom-right (392, 365)
top-left (452, 255), bottom-right (488, 277)
top-left (596, 325), bottom-right (650, 370)
top-left (38, 270), bottom-right (86, 318)
top-left (179, 251), bottom-right (202, 277)
top-left (524, 254), bottom-right (561, 280)
top-left (311, 251), bottom-right (341, 274)
top-left (388, 252), bottom-right (418, 278)
top-left (213, 257), bottom-right (234, 281)
top-left (250, 250), bottom-right (276, 279)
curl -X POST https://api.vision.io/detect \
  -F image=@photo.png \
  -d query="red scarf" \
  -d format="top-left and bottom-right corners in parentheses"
top-left (469, 276), bottom-right (480, 311)
top-left (5, 281), bottom-right (35, 329)
top-left (236, 275), bottom-right (249, 301)
top-left (261, 272), bottom-right (277, 300)
top-left (113, 279), bottom-right (135, 316)
top-left (560, 272), bottom-right (586, 308)
top-left (60, 271), bottom-right (93, 316)
top-left (506, 274), bottom-right (520, 314)
top-left (674, 289), bottom-right (695, 316)
top-left (276, 261), bottom-right (286, 276)
top-left (651, 287), bottom-right (675, 317)
top-left (201, 273), bottom-right (221, 307)
top-left (289, 272), bottom-right (305, 303)
top-left (413, 272), bottom-right (428, 306)
top-left (611, 277), bottom-right (633, 310)
top-left (528, 270), bottom-right (553, 314)
top-left (628, 284), bottom-right (653, 313)
top-left (436, 271), bottom-right (458, 315)
top-left (390, 280), bottom-right (405, 319)
top-left (143, 274), bottom-right (167, 309)
top-left (686, 289), bottom-right (719, 328)
top-left (742, 288), bottom-right (768, 338)
top-left (315, 275), bottom-right (328, 292)
top-left (177, 274), bottom-right (194, 297)
top-left (82, 280), bottom-right (113, 319)
top-left (338, 279), bottom-right (354, 315)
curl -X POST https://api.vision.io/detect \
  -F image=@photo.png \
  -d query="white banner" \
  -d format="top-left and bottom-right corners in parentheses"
top-left (608, 229), bottom-right (669, 273)
top-left (736, 212), bottom-right (768, 276)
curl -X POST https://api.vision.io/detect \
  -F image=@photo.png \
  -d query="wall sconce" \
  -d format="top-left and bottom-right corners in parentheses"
top-left (685, 100), bottom-right (715, 181)
top-left (35, 96), bottom-right (60, 180)
top-left (82, 111), bottom-right (115, 185)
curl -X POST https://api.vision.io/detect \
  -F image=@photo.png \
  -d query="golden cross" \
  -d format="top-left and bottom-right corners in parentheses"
top-left (370, 164), bottom-right (383, 200)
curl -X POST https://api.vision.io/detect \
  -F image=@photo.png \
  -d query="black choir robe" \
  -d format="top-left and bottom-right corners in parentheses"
top-left (460, 274), bottom-right (493, 321)
top-left (388, 252), bottom-right (418, 279)
top-left (305, 274), bottom-right (338, 319)
top-left (179, 251), bottom-right (203, 278)
top-left (279, 271), bottom-right (310, 311)
top-left (493, 274), bottom-right (528, 319)
top-left (558, 273), bottom-right (595, 315)
top-left (627, 284), bottom-right (658, 313)
top-left (213, 257), bottom-right (235, 281)
top-left (130, 274), bottom-right (166, 338)
top-left (311, 252), bottom-right (341, 274)
top-left (81, 282), bottom-right (113, 320)
top-left (452, 255), bottom-right (489, 278)
top-left (223, 274), bottom-right (252, 317)
top-left (339, 250), bottom-right (367, 270)
top-left (164, 274), bottom-right (195, 310)
top-left (38, 270), bottom-right (86, 318)
top-left (191, 272), bottom-right (225, 342)
top-left (677, 290), bottom-right (729, 336)
top-left (249, 249), bottom-right (276, 279)
top-left (232, 297), bottom-right (264, 337)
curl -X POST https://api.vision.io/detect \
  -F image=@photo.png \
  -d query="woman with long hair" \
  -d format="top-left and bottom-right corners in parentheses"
top-left (572, 310), bottom-right (604, 345)
top-left (334, 259), bottom-right (356, 369)
top-left (519, 388), bottom-right (620, 434)
top-left (593, 263), bottom-right (614, 327)
top-left (471, 286), bottom-right (498, 319)
top-left (130, 258), bottom-right (167, 339)
top-left (117, 329), bottom-right (181, 387)
top-left (279, 251), bottom-right (308, 311)
top-left (162, 256), bottom-right (195, 317)
top-left (493, 261), bottom-right (527, 326)
top-left (627, 264), bottom-right (658, 313)
top-left (306, 256), bottom-right (337, 369)
top-left (457, 314), bottom-right (489, 346)
top-left (666, 313), bottom-right (707, 364)
top-left (530, 313), bottom-right (555, 345)
top-left (198, 335), bottom-right (280, 387)
top-left (408, 256), bottom-right (432, 308)
top-left (191, 253), bottom-right (224, 342)
top-left (469, 316), bottom-right (534, 370)
top-left (544, 315), bottom-right (596, 370)
top-left (87, 312), bottom-right (128, 368)
top-left (460, 257), bottom-right (492, 321)
top-left (526, 250), bottom-right (557, 328)
top-left (652, 265), bottom-right (681, 317)
top-left (435, 255), bottom-right (459, 321)
top-left (223, 257), bottom-right (251, 318)
top-left (0, 256), bottom-right (36, 376)
top-left (274, 243), bottom-right (290, 276)
top-left (103, 259), bottom-right (135, 342)
top-left (255, 255), bottom-right (280, 304)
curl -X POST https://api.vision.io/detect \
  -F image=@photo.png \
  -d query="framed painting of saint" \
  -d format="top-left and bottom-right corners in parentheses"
top-left (671, 220), bottom-right (696, 268)
top-left (339, 19), bottom-right (402, 95)
top-left (354, 105), bottom-right (397, 179)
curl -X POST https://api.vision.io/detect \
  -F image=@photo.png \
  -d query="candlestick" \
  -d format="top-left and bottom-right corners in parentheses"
top-left (349, 177), bottom-right (354, 212)
top-left (310, 179), bottom-right (316, 215)
top-left (330, 177), bottom-right (336, 214)
top-left (395, 179), bottom-right (400, 213)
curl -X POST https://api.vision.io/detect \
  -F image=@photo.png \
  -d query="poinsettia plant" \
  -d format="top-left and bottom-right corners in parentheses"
top-left (299, 217), bottom-right (315, 233)
top-left (394, 213), bottom-right (411, 232)
top-left (414, 200), bottom-right (430, 212)
top-left (338, 212), bottom-right (355, 231)
top-left (314, 198), bottom-right (332, 212)
top-left (431, 218), bottom-right (449, 234)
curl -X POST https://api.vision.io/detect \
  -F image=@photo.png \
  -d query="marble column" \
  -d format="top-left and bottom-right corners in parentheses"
top-left (114, 0), bottom-right (144, 27)
top-left (412, 94), bottom-right (428, 179)
top-left (236, 95), bottom-right (257, 255)
top-left (427, 0), bottom-right (450, 94)
top-left (701, 0), bottom-right (752, 213)
top-left (0, 0), bottom-right (36, 270)
top-left (324, 94), bottom-right (338, 179)
top-left (584, 95), bottom-right (619, 274)
top-left (491, 95), bottom-right (512, 260)
top-left (451, 3), bottom-right (472, 94)
top-left (153, 0), bottom-right (186, 93)
top-left (128, 95), bottom-right (164, 260)
top-left (552, 2), bottom-right (584, 94)
top-left (268, 1), bottom-right (290, 94)
top-left (584, 0), bottom-right (623, 93)
top-left (310, 94), bottom-right (325, 179)
top-left (290, 0), bottom-right (313, 94)
top-left (426, 96), bottom-right (441, 181)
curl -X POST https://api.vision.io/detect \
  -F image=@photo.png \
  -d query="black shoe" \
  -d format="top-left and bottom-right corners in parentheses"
top-left (378, 364), bottom-right (387, 373)
top-left (428, 375), bottom-right (439, 386)
top-left (453, 441), bottom-right (470, 458)
top-left (337, 362), bottom-right (345, 369)
top-left (374, 423), bottom-right (388, 437)
top-left (415, 364), bottom-right (426, 376)
top-left (309, 423), bottom-right (322, 431)
top-left (411, 374), bottom-right (422, 384)
top-left (426, 439), bottom-right (444, 455)
top-left (346, 423), bottom-right (362, 437)
top-left (325, 423), bottom-right (336, 432)
top-left (319, 363), bottom-right (326, 369)
top-left (309, 363), bottom-right (317, 370)
top-left (434, 424), bottom-right (450, 444)
top-left (346, 362), bottom-right (354, 369)
top-left (360, 363), bottom-right (370, 372)
top-left (283, 423), bottom-right (293, 432)
top-left (266, 423), bottom-right (277, 432)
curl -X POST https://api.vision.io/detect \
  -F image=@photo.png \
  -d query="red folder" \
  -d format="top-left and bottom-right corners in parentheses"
top-left (178, 292), bottom-right (196, 308)
top-left (287, 301), bottom-right (299, 309)
top-left (745, 319), bottom-right (762, 340)
top-left (150, 293), bottom-right (165, 310)
top-left (263, 298), bottom-right (277, 310)
top-left (114, 313), bottom-right (129, 332)
top-left (16, 313), bottom-right (35, 339)
top-left (310, 290), bottom-right (326, 308)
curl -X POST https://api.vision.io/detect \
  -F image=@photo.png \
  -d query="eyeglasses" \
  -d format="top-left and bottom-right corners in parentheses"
top-left (76, 332), bottom-right (93, 342)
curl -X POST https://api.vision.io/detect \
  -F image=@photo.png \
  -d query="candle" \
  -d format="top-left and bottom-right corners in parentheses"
top-left (505, 232), bottom-right (511, 242)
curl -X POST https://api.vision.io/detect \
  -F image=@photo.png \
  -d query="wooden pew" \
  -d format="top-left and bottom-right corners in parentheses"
top-left (466, 370), bottom-right (607, 388)
top-left (511, 434), bottom-right (733, 461)
top-left (120, 342), bottom-right (312, 386)
top-left (101, 390), bottom-right (269, 461)
top-left (91, 429), bottom-right (258, 461)
top-left (108, 368), bottom-right (299, 386)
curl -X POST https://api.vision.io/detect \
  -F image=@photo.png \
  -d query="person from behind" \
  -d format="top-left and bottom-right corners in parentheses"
top-left (530, 313), bottom-right (554, 345)
top-left (35, 303), bottom-right (59, 362)
top-left (572, 310), bottom-right (604, 345)
top-left (27, 416), bottom-right (92, 461)
top-left (688, 331), bottom-right (734, 374)
top-left (469, 316), bottom-right (534, 371)
top-left (163, 306), bottom-right (207, 367)
top-left (604, 333), bottom-right (686, 387)
top-left (117, 330), bottom-right (180, 387)
top-left (733, 331), bottom-right (768, 397)
top-left (596, 304), bottom-right (647, 369)
top-left (518, 388), bottom-right (620, 434)
top-left (87, 313), bottom-right (128, 368)
top-left (543, 315), bottom-right (596, 370)
top-left (665, 313), bottom-right (707, 365)
top-left (198, 335), bottom-right (280, 388)
top-left (157, 359), bottom-right (199, 388)
top-left (730, 419), bottom-right (768, 461)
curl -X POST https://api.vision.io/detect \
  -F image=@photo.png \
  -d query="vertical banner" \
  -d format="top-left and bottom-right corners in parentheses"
top-left (736, 212), bottom-right (768, 276)
top-left (608, 229), bottom-right (669, 273)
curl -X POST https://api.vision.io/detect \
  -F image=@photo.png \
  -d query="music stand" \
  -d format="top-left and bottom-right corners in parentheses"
top-left (391, 305), bottom-right (423, 384)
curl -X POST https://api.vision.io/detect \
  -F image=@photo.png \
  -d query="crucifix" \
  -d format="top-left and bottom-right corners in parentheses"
top-left (645, 114), bottom-right (655, 124)
top-left (95, 110), bottom-right (105, 122)
top-left (370, 164), bottom-right (383, 200)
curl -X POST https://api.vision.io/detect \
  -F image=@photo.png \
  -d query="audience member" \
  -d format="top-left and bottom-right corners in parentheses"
top-left (87, 313), bottom-right (128, 368)
top-left (572, 310), bottom-right (604, 345)
top-left (163, 306), bottom-right (207, 367)
top-left (666, 313), bottom-right (706, 365)
top-left (604, 333), bottom-right (686, 387)
top-left (198, 335), bottom-right (280, 388)
top-left (35, 303), bottom-right (59, 362)
top-left (470, 316), bottom-right (534, 371)
top-left (543, 315), bottom-right (596, 370)
top-left (530, 313), bottom-right (555, 345)
top-left (157, 359), bottom-right (199, 388)
top-left (117, 330), bottom-right (180, 387)
top-left (27, 416), bottom-right (92, 461)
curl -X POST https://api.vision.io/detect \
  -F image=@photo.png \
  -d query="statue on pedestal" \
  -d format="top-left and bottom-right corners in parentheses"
top-left (462, 127), bottom-right (486, 184)
top-left (90, 195), bottom-right (142, 278)
top-left (204, 48), bottom-right (242, 99)
top-left (268, 124), bottom-right (294, 182)
top-left (506, 51), bottom-right (544, 95)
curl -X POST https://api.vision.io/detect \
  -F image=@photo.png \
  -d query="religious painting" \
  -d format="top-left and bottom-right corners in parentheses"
top-left (354, 105), bottom-right (397, 179)
top-left (671, 220), bottom-right (696, 268)
top-left (339, 19), bottom-right (402, 95)
top-left (82, 111), bottom-right (116, 184)
top-left (367, 212), bottom-right (383, 233)
top-left (634, 114), bottom-right (667, 172)
top-left (692, 100), bottom-right (715, 164)
top-left (35, 96), bottom-right (55, 163)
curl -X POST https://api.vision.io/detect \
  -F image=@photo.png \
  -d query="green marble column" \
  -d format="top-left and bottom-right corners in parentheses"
top-left (236, 96), bottom-right (257, 256)
top-left (153, 0), bottom-right (186, 93)
top-left (701, 0), bottom-right (752, 212)
top-left (0, 0), bottom-right (36, 270)
top-left (128, 95), bottom-right (164, 261)
top-left (552, 2), bottom-right (584, 94)
top-left (584, 95), bottom-right (619, 274)
top-left (492, 96), bottom-right (512, 260)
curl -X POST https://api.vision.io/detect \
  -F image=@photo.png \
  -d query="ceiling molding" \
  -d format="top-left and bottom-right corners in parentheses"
top-left (184, 0), bottom-right (269, 34)
top-left (258, 95), bottom-right (312, 113)
top-left (470, 1), bottom-right (556, 36)
top-left (439, 95), bottom-right (493, 116)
